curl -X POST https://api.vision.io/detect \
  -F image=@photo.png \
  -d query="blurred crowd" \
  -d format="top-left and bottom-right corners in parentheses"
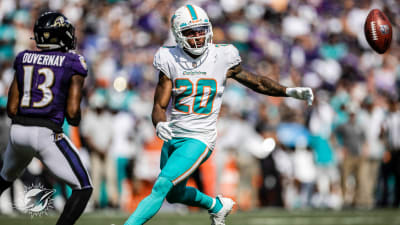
top-left (1, 0), bottom-right (400, 213)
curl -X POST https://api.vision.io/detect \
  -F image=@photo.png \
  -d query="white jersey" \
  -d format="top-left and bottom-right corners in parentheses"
top-left (153, 44), bottom-right (241, 150)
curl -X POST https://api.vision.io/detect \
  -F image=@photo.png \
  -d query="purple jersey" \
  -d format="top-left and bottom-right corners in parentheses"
top-left (13, 50), bottom-right (87, 129)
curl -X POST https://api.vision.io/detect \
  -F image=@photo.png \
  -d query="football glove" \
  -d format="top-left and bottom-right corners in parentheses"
top-left (286, 87), bottom-right (314, 106)
top-left (156, 121), bottom-right (174, 142)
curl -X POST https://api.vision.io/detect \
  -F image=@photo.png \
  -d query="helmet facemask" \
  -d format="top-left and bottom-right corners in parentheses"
top-left (175, 23), bottom-right (213, 55)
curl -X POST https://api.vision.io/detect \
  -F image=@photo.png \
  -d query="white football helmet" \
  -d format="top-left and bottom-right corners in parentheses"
top-left (171, 4), bottom-right (213, 55)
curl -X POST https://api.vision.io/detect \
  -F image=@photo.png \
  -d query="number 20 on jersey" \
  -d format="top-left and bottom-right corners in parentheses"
top-left (174, 78), bottom-right (217, 115)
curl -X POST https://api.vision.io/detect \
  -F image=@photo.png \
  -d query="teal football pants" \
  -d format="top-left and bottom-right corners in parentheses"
top-left (124, 137), bottom-right (221, 225)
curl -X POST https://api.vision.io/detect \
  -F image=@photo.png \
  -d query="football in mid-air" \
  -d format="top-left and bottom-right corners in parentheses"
top-left (364, 9), bottom-right (392, 54)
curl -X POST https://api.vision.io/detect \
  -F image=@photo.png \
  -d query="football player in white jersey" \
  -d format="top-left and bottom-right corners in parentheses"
top-left (125, 4), bottom-right (313, 225)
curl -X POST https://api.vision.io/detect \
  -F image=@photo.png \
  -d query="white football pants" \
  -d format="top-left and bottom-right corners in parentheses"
top-left (0, 124), bottom-right (91, 189)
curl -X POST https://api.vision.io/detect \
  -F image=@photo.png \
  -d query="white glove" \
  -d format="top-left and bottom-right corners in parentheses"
top-left (156, 121), bottom-right (174, 142)
top-left (286, 87), bottom-right (314, 106)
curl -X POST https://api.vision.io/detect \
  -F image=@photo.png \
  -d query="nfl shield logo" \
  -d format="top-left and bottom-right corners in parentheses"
top-left (192, 62), bottom-right (197, 67)
top-left (380, 25), bottom-right (389, 34)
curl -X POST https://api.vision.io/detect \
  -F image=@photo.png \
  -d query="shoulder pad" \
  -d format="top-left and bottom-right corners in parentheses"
top-left (70, 52), bottom-right (88, 76)
top-left (13, 50), bottom-right (27, 70)
top-left (153, 47), bottom-right (173, 78)
top-left (219, 44), bottom-right (241, 68)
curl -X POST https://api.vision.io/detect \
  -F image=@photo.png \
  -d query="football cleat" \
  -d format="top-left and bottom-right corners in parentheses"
top-left (209, 195), bottom-right (235, 225)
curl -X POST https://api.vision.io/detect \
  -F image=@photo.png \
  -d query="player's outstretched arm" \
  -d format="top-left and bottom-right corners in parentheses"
top-left (66, 75), bottom-right (85, 126)
top-left (227, 64), bottom-right (287, 96)
top-left (152, 71), bottom-right (175, 142)
top-left (227, 64), bottom-right (313, 105)
top-left (6, 75), bottom-right (19, 118)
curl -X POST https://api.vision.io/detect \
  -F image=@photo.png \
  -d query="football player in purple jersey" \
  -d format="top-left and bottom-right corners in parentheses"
top-left (0, 12), bottom-right (92, 225)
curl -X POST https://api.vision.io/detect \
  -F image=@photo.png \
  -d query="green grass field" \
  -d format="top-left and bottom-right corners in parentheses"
top-left (1, 209), bottom-right (400, 225)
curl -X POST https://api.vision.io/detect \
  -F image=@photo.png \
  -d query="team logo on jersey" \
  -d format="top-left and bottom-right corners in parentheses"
top-left (183, 71), bottom-right (206, 75)
top-left (79, 55), bottom-right (88, 71)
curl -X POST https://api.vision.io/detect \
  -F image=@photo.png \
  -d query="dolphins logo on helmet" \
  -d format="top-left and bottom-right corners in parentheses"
top-left (171, 5), bottom-right (213, 56)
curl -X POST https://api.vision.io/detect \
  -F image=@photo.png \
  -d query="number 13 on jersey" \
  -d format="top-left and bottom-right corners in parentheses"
top-left (21, 66), bottom-right (55, 108)
top-left (174, 78), bottom-right (217, 115)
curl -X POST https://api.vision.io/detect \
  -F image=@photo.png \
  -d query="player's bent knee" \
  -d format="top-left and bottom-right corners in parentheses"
top-left (71, 187), bottom-right (93, 200)
top-left (1, 170), bottom-right (17, 183)
top-left (152, 177), bottom-right (173, 198)
top-left (166, 190), bottom-right (183, 204)
top-left (83, 186), bottom-right (93, 195)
